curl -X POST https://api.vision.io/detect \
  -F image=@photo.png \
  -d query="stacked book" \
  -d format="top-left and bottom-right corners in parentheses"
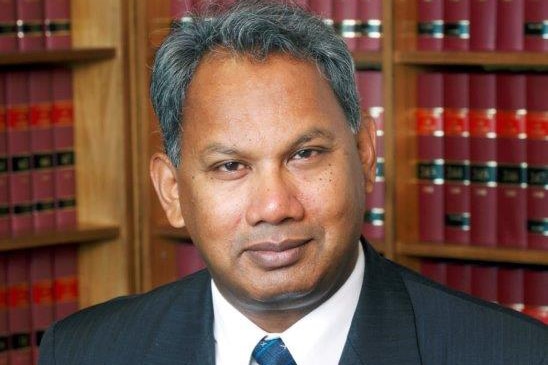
top-left (416, 72), bottom-right (547, 249)
top-left (0, 67), bottom-right (77, 238)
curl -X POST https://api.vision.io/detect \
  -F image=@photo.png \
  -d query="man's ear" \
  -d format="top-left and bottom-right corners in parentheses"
top-left (149, 153), bottom-right (186, 228)
top-left (356, 114), bottom-right (377, 194)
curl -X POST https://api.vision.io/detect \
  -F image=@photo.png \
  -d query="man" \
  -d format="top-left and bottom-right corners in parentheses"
top-left (40, 1), bottom-right (547, 364)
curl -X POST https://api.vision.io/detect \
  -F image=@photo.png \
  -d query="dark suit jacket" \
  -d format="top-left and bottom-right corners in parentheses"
top-left (39, 241), bottom-right (547, 364)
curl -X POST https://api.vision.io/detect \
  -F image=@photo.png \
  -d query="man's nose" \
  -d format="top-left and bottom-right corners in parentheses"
top-left (245, 167), bottom-right (305, 226)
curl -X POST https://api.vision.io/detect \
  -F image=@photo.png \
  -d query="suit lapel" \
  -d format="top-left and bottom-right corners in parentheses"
top-left (339, 241), bottom-right (422, 365)
top-left (142, 271), bottom-right (216, 365)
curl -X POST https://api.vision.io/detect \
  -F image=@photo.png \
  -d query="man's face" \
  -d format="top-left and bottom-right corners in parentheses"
top-left (152, 53), bottom-right (375, 319)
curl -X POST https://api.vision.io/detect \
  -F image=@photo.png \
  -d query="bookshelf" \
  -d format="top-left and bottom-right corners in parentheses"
top-left (0, 0), bottom-right (135, 309)
top-left (392, 0), bottom-right (548, 272)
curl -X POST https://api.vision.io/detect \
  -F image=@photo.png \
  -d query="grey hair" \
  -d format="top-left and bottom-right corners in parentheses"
top-left (150, 0), bottom-right (360, 167)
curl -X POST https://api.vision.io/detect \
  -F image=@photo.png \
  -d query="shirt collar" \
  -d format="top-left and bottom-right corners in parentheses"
top-left (212, 241), bottom-right (364, 365)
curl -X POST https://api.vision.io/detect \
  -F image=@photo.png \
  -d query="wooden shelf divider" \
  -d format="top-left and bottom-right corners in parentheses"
top-left (395, 51), bottom-right (548, 68)
top-left (0, 223), bottom-right (120, 251)
top-left (0, 47), bottom-right (116, 66)
top-left (397, 242), bottom-right (548, 266)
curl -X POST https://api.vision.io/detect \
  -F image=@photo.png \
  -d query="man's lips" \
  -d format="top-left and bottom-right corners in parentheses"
top-left (245, 239), bottom-right (311, 270)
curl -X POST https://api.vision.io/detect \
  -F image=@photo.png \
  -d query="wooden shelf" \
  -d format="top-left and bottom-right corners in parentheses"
top-left (0, 47), bottom-right (116, 66)
top-left (0, 223), bottom-right (120, 251)
top-left (395, 51), bottom-right (548, 69)
top-left (397, 242), bottom-right (548, 266)
top-left (352, 51), bottom-right (383, 68)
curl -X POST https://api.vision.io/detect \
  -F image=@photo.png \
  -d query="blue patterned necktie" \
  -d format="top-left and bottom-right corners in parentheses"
top-left (252, 337), bottom-right (297, 365)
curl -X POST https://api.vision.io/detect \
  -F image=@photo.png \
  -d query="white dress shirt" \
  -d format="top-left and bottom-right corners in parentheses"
top-left (212, 242), bottom-right (365, 365)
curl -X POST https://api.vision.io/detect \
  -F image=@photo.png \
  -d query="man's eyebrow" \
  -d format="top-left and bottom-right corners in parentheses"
top-left (201, 143), bottom-right (239, 156)
top-left (288, 128), bottom-right (336, 150)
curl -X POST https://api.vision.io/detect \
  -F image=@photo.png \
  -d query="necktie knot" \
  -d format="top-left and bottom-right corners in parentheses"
top-left (252, 337), bottom-right (297, 365)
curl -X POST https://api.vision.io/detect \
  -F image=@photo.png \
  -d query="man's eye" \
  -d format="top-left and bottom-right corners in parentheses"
top-left (218, 161), bottom-right (244, 172)
top-left (293, 149), bottom-right (319, 160)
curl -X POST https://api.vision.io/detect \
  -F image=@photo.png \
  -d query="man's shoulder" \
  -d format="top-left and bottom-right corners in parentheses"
top-left (40, 269), bottom-right (211, 364)
top-left (391, 261), bottom-right (547, 364)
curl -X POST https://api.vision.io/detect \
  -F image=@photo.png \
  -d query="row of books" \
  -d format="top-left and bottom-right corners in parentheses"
top-left (416, 72), bottom-right (547, 249)
top-left (418, 0), bottom-right (547, 52)
top-left (0, 68), bottom-right (77, 238)
top-left (0, 0), bottom-right (71, 53)
top-left (0, 245), bottom-right (79, 365)
top-left (356, 70), bottom-right (385, 241)
top-left (171, 0), bottom-right (383, 51)
top-left (420, 259), bottom-right (547, 325)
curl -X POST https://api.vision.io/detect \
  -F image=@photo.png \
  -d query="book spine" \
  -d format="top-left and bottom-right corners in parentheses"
top-left (0, 257), bottom-right (8, 365)
top-left (177, 241), bottom-right (206, 278)
top-left (417, 0), bottom-right (444, 51)
top-left (333, 0), bottom-right (359, 51)
top-left (443, 0), bottom-right (470, 51)
top-left (496, 0), bottom-right (524, 51)
top-left (471, 264), bottom-right (497, 302)
top-left (417, 73), bottom-right (445, 243)
top-left (470, 0), bottom-right (496, 51)
top-left (523, 268), bottom-right (548, 324)
top-left (470, 73), bottom-right (498, 246)
top-left (171, 0), bottom-right (194, 25)
top-left (496, 74), bottom-right (527, 248)
top-left (0, 0), bottom-right (18, 52)
top-left (7, 252), bottom-right (31, 365)
top-left (443, 73), bottom-right (470, 244)
top-left (526, 74), bottom-right (548, 250)
top-left (498, 267), bottom-right (524, 311)
top-left (44, 0), bottom-right (71, 49)
top-left (53, 246), bottom-right (78, 320)
top-left (29, 248), bottom-right (53, 364)
top-left (357, 0), bottom-right (382, 51)
top-left (309, 0), bottom-right (333, 25)
top-left (6, 71), bottom-right (32, 236)
top-left (524, 0), bottom-right (548, 52)
top-left (419, 259), bottom-right (447, 285)
top-left (0, 74), bottom-right (8, 238)
top-left (446, 262), bottom-right (472, 294)
top-left (52, 68), bottom-right (76, 229)
top-left (16, 0), bottom-right (45, 51)
top-left (358, 71), bottom-right (385, 240)
top-left (29, 70), bottom-right (55, 232)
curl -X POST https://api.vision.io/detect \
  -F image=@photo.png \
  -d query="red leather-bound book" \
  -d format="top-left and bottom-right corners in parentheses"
top-left (177, 241), bottom-right (206, 278)
top-left (0, 74), bottom-right (8, 238)
top-left (52, 68), bottom-right (76, 229)
top-left (6, 251), bottom-right (31, 365)
top-left (524, 0), bottom-right (547, 52)
top-left (496, 0), bottom-right (524, 51)
top-left (53, 245), bottom-right (78, 321)
top-left (0, 256), bottom-right (8, 365)
top-left (171, 0), bottom-right (194, 24)
top-left (29, 70), bottom-right (55, 232)
top-left (496, 74), bottom-right (527, 248)
top-left (309, 0), bottom-right (333, 24)
top-left (470, 0), bottom-right (496, 51)
top-left (0, 0), bottom-right (17, 52)
top-left (443, 73), bottom-right (470, 244)
top-left (44, 0), bottom-right (71, 49)
top-left (446, 262), bottom-right (472, 294)
top-left (417, 0), bottom-right (444, 51)
top-left (443, 0), bottom-right (470, 51)
top-left (419, 259), bottom-right (447, 285)
top-left (523, 268), bottom-right (548, 324)
top-left (333, 0), bottom-right (359, 51)
top-left (470, 73), bottom-right (497, 246)
top-left (29, 248), bottom-right (53, 364)
top-left (16, 0), bottom-right (45, 51)
top-left (498, 266), bottom-right (524, 312)
top-left (526, 74), bottom-right (547, 250)
top-left (357, 0), bottom-right (381, 51)
top-left (471, 264), bottom-right (497, 302)
top-left (5, 71), bottom-right (32, 236)
top-left (358, 71), bottom-right (384, 240)
top-left (417, 72), bottom-right (444, 243)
